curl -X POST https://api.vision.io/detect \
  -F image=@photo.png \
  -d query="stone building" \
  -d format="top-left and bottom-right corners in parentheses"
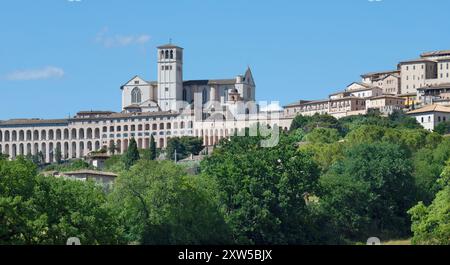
top-left (0, 44), bottom-right (287, 163)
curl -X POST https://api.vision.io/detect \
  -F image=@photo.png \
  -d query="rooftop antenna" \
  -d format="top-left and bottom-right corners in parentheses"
top-left (169, 38), bottom-right (172, 44)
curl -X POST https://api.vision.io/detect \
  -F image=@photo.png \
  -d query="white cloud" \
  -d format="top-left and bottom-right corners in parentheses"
top-left (4, 66), bottom-right (65, 81)
top-left (95, 28), bottom-right (151, 48)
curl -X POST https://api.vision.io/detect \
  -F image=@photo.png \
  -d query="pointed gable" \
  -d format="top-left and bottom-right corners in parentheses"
top-left (120, 75), bottom-right (150, 89)
top-left (244, 67), bottom-right (255, 86)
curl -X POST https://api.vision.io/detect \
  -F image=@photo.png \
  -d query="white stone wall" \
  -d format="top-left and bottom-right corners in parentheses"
top-left (410, 111), bottom-right (450, 131)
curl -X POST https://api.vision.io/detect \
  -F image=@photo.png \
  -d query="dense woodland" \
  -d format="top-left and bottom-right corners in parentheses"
top-left (0, 111), bottom-right (449, 245)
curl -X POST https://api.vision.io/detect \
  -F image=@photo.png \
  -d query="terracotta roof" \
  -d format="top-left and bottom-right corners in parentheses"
top-left (63, 170), bottom-right (118, 178)
top-left (399, 58), bottom-right (437, 64)
top-left (417, 83), bottom-right (450, 91)
top-left (0, 119), bottom-right (69, 126)
top-left (285, 99), bottom-right (329, 107)
top-left (183, 79), bottom-right (236, 86)
top-left (369, 95), bottom-right (405, 100)
top-left (398, 92), bottom-right (417, 97)
top-left (76, 111), bottom-right (115, 115)
top-left (361, 70), bottom-right (400, 78)
top-left (407, 104), bottom-right (450, 115)
top-left (421, 50), bottom-right (450, 58)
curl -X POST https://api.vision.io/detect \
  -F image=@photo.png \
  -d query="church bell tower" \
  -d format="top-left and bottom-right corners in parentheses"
top-left (157, 44), bottom-right (183, 112)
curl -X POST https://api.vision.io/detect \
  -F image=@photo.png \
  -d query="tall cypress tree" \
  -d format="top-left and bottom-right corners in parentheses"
top-left (149, 135), bottom-right (157, 160)
top-left (123, 138), bottom-right (140, 169)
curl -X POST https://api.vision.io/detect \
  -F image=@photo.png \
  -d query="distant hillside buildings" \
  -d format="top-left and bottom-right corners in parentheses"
top-left (284, 49), bottom-right (450, 130)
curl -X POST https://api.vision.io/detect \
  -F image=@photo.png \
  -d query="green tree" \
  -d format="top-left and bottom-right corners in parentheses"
top-left (305, 128), bottom-right (340, 144)
top-left (319, 142), bottom-right (416, 242)
top-left (290, 114), bottom-right (343, 134)
top-left (109, 160), bottom-right (231, 244)
top-left (166, 137), bottom-right (204, 161)
top-left (123, 138), bottom-right (140, 169)
top-left (412, 138), bottom-right (450, 204)
top-left (434, 121), bottom-right (450, 135)
top-left (108, 142), bottom-right (117, 155)
top-left (202, 134), bottom-right (321, 244)
top-left (408, 160), bottom-right (450, 245)
top-left (55, 148), bottom-right (62, 164)
top-left (30, 176), bottom-right (125, 244)
top-left (149, 135), bottom-right (157, 160)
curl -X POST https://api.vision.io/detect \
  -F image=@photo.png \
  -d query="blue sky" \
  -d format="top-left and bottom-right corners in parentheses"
top-left (1, 0), bottom-right (450, 120)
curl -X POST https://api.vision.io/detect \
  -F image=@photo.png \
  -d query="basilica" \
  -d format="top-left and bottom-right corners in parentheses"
top-left (0, 44), bottom-right (288, 163)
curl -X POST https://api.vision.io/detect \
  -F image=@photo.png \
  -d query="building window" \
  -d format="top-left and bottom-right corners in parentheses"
top-left (182, 88), bottom-right (187, 101)
top-left (170, 50), bottom-right (174, 59)
top-left (131, 87), bottom-right (142, 104)
top-left (165, 50), bottom-right (169, 59)
top-left (202, 89), bottom-right (207, 104)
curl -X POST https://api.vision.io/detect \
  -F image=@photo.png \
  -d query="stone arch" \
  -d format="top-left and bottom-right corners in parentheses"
top-left (94, 128), bottom-right (100, 138)
top-left (79, 142), bottom-right (85, 157)
top-left (131, 87), bottom-right (142, 104)
top-left (123, 139), bottom-right (129, 152)
top-left (33, 130), bottom-right (39, 141)
top-left (26, 130), bottom-right (32, 141)
top-left (79, 128), bottom-right (85, 140)
top-left (41, 143), bottom-right (46, 161)
top-left (5, 131), bottom-right (10, 142)
top-left (86, 128), bottom-right (93, 139)
top-left (87, 141), bottom-right (93, 152)
top-left (11, 144), bottom-right (17, 158)
top-left (56, 129), bottom-right (62, 140)
top-left (12, 131), bottom-right (17, 141)
top-left (71, 128), bottom-right (77, 140)
top-left (19, 130), bottom-right (25, 141)
top-left (64, 142), bottom-right (69, 159)
top-left (26, 143), bottom-right (32, 156)
top-left (40, 130), bottom-right (47, 141)
top-left (116, 140), bottom-right (122, 154)
top-left (33, 143), bottom-right (39, 155)
top-left (19, 143), bottom-right (24, 156)
top-left (49, 142), bottom-right (54, 163)
top-left (71, 142), bottom-right (77, 158)
top-left (64, 129), bottom-right (69, 140)
top-left (48, 130), bottom-right (54, 140)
